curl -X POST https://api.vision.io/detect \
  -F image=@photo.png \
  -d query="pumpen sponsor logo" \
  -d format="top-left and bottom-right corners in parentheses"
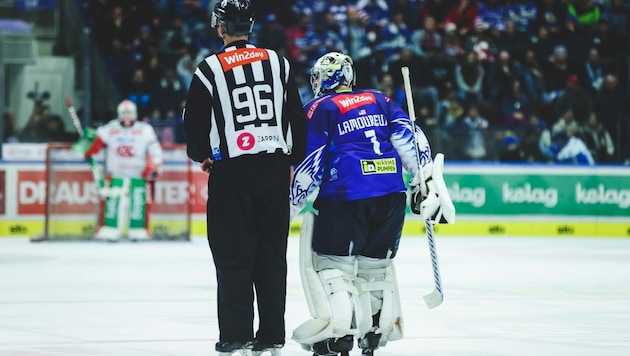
top-left (449, 182), bottom-right (485, 207)
top-left (502, 183), bottom-right (557, 208)
top-left (575, 183), bottom-right (630, 209)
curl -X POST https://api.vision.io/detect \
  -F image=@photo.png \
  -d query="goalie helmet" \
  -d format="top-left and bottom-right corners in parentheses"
top-left (117, 99), bottom-right (137, 124)
top-left (310, 52), bottom-right (355, 97)
top-left (210, 0), bottom-right (255, 36)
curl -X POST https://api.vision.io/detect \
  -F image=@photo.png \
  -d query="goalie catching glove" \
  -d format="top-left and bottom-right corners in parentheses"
top-left (409, 153), bottom-right (455, 224)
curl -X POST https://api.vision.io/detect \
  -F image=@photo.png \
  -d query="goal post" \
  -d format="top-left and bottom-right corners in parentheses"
top-left (32, 143), bottom-right (193, 241)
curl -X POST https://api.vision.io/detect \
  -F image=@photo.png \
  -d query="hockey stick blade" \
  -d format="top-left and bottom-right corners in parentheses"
top-left (423, 289), bottom-right (443, 309)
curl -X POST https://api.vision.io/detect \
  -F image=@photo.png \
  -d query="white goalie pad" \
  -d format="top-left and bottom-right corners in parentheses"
top-left (292, 212), bottom-right (365, 349)
top-left (421, 153), bottom-right (456, 225)
top-left (355, 255), bottom-right (404, 347)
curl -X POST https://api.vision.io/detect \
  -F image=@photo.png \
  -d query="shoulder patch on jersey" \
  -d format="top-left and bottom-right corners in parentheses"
top-left (331, 92), bottom-right (376, 114)
top-left (218, 48), bottom-right (269, 71)
top-left (305, 95), bottom-right (329, 120)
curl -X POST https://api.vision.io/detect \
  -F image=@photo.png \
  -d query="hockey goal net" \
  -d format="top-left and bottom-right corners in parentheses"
top-left (33, 143), bottom-right (192, 241)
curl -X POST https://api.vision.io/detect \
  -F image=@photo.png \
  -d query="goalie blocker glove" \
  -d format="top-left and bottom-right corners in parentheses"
top-left (410, 153), bottom-right (456, 224)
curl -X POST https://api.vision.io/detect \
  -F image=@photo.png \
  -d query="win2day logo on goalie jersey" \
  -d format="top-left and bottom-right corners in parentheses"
top-left (361, 158), bottom-right (397, 175)
top-left (333, 93), bottom-right (376, 114)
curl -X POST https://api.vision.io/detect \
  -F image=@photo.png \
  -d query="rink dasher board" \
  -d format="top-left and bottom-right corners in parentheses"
top-left (2, 161), bottom-right (629, 238)
top-left (289, 216), bottom-right (630, 238)
top-left (4, 216), bottom-right (628, 238)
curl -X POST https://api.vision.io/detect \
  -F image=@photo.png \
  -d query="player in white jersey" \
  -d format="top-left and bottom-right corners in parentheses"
top-left (80, 100), bottom-right (163, 241)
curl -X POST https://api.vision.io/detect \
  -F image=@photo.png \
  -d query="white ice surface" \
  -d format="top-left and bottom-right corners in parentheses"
top-left (0, 236), bottom-right (629, 356)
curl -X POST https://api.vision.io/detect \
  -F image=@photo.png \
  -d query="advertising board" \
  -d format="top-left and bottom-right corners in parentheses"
top-left (1, 160), bottom-right (628, 237)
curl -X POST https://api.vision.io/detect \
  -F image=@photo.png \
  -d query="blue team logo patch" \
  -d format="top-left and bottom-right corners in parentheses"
top-left (212, 147), bottom-right (222, 160)
top-left (291, 146), bottom-right (325, 204)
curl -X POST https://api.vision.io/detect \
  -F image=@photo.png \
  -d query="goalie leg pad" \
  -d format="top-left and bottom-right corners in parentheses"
top-left (96, 177), bottom-right (128, 240)
top-left (128, 177), bottom-right (150, 240)
top-left (355, 255), bottom-right (403, 349)
top-left (292, 212), bottom-right (364, 349)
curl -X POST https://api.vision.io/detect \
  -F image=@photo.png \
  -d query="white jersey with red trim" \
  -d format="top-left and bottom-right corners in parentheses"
top-left (96, 120), bottom-right (163, 178)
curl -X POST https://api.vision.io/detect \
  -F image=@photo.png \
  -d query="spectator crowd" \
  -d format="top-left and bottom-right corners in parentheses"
top-left (6, 0), bottom-right (630, 164)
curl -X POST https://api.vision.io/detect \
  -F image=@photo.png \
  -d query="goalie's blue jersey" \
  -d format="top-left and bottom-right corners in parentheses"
top-left (290, 89), bottom-right (431, 210)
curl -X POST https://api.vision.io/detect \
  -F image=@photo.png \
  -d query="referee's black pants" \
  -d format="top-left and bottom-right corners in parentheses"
top-left (206, 153), bottom-right (290, 345)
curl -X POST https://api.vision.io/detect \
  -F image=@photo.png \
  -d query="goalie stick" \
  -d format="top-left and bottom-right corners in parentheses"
top-left (64, 97), bottom-right (116, 196)
top-left (401, 66), bottom-right (444, 309)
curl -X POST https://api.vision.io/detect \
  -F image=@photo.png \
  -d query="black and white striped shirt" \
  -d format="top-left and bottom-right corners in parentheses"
top-left (184, 40), bottom-right (306, 164)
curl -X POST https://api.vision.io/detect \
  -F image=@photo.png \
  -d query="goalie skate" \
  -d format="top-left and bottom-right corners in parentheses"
top-left (128, 228), bottom-right (150, 241)
top-left (94, 226), bottom-right (121, 241)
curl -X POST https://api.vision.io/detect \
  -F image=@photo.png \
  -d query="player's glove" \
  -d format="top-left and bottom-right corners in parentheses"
top-left (409, 153), bottom-right (456, 225)
top-left (144, 160), bottom-right (163, 180)
top-left (409, 169), bottom-right (426, 215)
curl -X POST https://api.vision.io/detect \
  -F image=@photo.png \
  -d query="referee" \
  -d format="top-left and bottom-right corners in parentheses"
top-left (183, 0), bottom-right (307, 354)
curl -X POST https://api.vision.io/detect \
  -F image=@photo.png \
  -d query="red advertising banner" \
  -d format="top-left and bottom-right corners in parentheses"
top-left (151, 170), bottom-right (207, 215)
top-left (16, 169), bottom-right (208, 216)
top-left (189, 171), bottom-right (208, 215)
top-left (17, 170), bottom-right (46, 215)
top-left (18, 170), bottom-right (96, 215)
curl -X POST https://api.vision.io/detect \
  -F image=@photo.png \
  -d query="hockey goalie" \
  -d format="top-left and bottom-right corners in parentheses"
top-left (288, 52), bottom-right (455, 355)
top-left (72, 100), bottom-right (163, 241)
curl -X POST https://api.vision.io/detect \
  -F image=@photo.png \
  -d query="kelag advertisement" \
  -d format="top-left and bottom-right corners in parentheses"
top-left (1, 158), bottom-right (629, 237)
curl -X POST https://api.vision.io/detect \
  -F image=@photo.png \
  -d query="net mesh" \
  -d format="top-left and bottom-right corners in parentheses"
top-left (39, 143), bottom-right (191, 241)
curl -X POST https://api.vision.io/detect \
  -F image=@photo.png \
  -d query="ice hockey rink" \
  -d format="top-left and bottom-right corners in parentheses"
top-left (1, 235), bottom-right (629, 356)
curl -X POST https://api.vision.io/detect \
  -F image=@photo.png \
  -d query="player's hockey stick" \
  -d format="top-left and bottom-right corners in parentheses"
top-left (65, 97), bottom-right (107, 192)
top-left (401, 66), bottom-right (444, 309)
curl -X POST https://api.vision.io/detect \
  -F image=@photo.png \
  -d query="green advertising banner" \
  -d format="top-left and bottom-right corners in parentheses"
top-left (381, 166), bottom-right (628, 237)
top-left (447, 173), bottom-right (629, 217)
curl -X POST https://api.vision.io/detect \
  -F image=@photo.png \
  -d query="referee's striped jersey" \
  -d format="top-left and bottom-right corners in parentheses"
top-left (184, 40), bottom-right (307, 165)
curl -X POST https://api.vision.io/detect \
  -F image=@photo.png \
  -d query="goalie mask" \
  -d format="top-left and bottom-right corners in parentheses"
top-left (310, 52), bottom-right (355, 97)
top-left (210, 0), bottom-right (255, 36)
top-left (117, 100), bottom-right (137, 127)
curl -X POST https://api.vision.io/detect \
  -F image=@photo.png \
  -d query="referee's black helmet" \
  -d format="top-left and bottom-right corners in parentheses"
top-left (210, 0), bottom-right (255, 36)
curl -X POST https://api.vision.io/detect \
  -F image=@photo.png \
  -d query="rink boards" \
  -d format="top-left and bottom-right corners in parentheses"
top-left (2, 215), bottom-right (629, 238)
top-left (1, 159), bottom-right (629, 238)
